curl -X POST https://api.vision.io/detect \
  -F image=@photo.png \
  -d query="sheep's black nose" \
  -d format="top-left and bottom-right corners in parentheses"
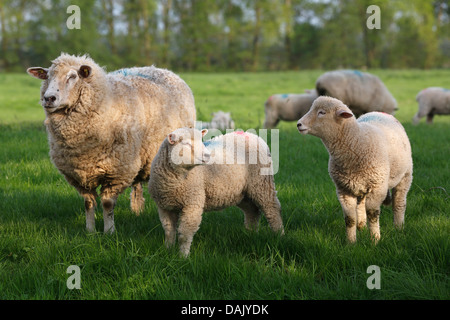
top-left (297, 122), bottom-right (302, 128)
top-left (44, 95), bottom-right (56, 102)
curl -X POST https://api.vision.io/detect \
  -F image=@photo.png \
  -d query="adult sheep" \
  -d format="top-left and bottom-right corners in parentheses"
top-left (315, 70), bottom-right (397, 116)
top-left (263, 90), bottom-right (318, 129)
top-left (149, 128), bottom-right (284, 257)
top-left (27, 53), bottom-right (196, 233)
top-left (413, 87), bottom-right (450, 124)
top-left (297, 96), bottom-right (413, 243)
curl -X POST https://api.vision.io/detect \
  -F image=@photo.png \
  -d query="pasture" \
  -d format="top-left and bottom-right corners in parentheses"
top-left (0, 70), bottom-right (448, 300)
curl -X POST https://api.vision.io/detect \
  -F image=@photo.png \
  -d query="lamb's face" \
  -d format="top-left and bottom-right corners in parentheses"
top-left (167, 128), bottom-right (211, 168)
top-left (27, 64), bottom-right (92, 113)
top-left (297, 96), bottom-right (353, 138)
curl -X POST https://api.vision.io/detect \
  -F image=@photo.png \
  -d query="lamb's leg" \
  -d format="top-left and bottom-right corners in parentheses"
top-left (426, 113), bottom-right (434, 124)
top-left (158, 207), bottom-right (178, 248)
top-left (356, 195), bottom-right (367, 230)
top-left (257, 195), bottom-right (284, 235)
top-left (392, 173), bottom-right (412, 230)
top-left (366, 185), bottom-right (391, 243)
top-left (177, 206), bottom-right (203, 257)
top-left (130, 182), bottom-right (145, 215)
top-left (337, 192), bottom-right (358, 243)
top-left (81, 190), bottom-right (97, 233)
top-left (237, 198), bottom-right (261, 231)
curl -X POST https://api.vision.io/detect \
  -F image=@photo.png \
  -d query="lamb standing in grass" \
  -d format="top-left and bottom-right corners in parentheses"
top-left (149, 127), bottom-right (284, 257)
top-left (263, 90), bottom-right (318, 129)
top-left (413, 87), bottom-right (450, 124)
top-left (27, 53), bottom-right (196, 233)
top-left (315, 70), bottom-right (397, 116)
top-left (297, 96), bottom-right (413, 243)
top-left (196, 111), bottom-right (235, 131)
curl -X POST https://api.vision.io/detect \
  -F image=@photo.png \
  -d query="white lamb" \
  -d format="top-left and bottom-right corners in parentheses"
top-left (263, 89), bottom-right (318, 129)
top-left (196, 111), bottom-right (235, 131)
top-left (297, 96), bottom-right (413, 243)
top-left (148, 127), bottom-right (284, 257)
top-left (413, 87), bottom-right (450, 124)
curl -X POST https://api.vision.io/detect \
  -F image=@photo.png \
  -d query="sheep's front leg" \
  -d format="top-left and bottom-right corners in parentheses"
top-left (158, 207), bottom-right (178, 248)
top-left (177, 206), bottom-right (203, 257)
top-left (101, 195), bottom-right (117, 234)
top-left (82, 191), bottom-right (97, 233)
top-left (337, 192), bottom-right (358, 243)
top-left (130, 182), bottom-right (145, 215)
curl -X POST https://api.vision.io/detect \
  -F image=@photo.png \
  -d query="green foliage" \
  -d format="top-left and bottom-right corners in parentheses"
top-left (0, 0), bottom-right (449, 72)
top-left (0, 71), bottom-right (449, 299)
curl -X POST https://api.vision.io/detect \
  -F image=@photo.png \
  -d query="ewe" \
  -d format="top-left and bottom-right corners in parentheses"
top-left (27, 53), bottom-right (196, 233)
top-left (297, 96), bottom-right (413, 243)
top-left (413, 87), bottom-right (450, 124)
top-left (315, 70), bottom-right (397, 116)
top-left (263, 90), bottom-right (318, 129)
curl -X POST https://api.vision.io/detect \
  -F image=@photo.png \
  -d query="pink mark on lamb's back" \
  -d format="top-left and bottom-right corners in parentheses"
top-left (234, 130), bottom-right (250, 139)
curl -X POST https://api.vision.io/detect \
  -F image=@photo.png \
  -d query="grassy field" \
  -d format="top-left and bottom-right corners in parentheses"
top-left (0, 70), bottom-right (449, 300)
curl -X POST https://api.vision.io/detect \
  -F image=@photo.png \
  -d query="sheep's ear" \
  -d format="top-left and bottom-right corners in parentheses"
top-left (27, 67), bottom-right (49, 80)
top-left (78, 65), bottom-right (92, 78)
top-left (201, 129), bottom-right (208, 137)
top-left (336, 109), bottom-right (353, 119)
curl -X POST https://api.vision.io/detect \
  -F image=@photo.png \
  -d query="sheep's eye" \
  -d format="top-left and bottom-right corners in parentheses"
top-left (318, 110), bottom-right (326, 116)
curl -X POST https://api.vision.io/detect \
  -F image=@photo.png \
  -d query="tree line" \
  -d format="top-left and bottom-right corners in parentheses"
top-left (0, 0), bottom-right (449, 72)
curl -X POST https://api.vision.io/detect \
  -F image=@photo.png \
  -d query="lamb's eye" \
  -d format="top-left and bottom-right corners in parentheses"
top-left (318, 110), bottom-right (326, 116)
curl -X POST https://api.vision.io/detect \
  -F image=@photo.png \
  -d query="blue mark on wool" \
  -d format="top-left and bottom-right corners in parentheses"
top-left (111, 68), bottom-right (152, 80)
top-left (203, 139), bottom-right (222, 151)
top-left (344, 69), bottom-right (363, 77)
top-left (358, 112), bottom-right (393, 124)
top-left (443, 88), bottom-right (450, 92)
top-left (281, 94), bottom-right (289, 99)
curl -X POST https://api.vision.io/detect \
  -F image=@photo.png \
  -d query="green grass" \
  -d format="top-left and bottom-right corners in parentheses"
top-left (0, 70), bottom-right (449, 300)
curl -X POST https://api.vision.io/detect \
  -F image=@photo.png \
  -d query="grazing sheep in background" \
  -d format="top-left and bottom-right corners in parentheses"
top-left (149, 127), bottom-right (284, 257)
top-left (413, 87), bottom-right (450, 124)
top-left (297, 96), bottom-right (413, 243)
top-left (316, 70), bottom-right (397, 116)
top-left (27, 53), bottom-right (196, 233)
top-left (195, 111), bottom-right (235, 131)
top-left (263, 89), bottom-right (318, 129)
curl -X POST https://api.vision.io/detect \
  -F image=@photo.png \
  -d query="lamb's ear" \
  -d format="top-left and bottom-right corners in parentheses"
top-left (201, 129), bottom-right (208, 137)
top-left (336, 109), bottom-right (353, 119)
top-left (78, 65), bottom-right (92, 78)
top-left (27, 67), bottom-right (49, 80)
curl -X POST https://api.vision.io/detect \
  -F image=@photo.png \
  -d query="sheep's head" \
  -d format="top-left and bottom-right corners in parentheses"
top-left (27, 54), bottom-right (99, 114)
top-left (297, 96), bottom-right (354, 139)
top-left (166, 128), bottom-right (211, 168)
